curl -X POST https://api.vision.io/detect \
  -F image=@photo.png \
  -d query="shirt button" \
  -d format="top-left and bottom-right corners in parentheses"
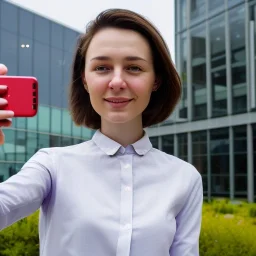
top-left (123, 223), bottom-right (131, 230)
top-left (124, 164), bottom-right (130, 169)
top-left (124, 186), bottom-right (131, 192)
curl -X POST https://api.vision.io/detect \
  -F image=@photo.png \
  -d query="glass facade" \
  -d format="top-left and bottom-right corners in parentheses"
top-left (151, 0), bottom-right (256, 202)
top-left (0, 0), bottom-right (93, 181)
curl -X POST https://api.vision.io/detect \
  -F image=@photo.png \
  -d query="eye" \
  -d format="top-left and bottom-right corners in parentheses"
top-left (127, 66), bottom-right (142, 72)
top-left (95, 66), bottom-right (110, 72)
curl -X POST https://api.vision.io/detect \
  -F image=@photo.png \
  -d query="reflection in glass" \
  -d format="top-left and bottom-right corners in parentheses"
top-left (149, 137), bottom-right (158, 149)
top-left (190, 0), bottom-right (206, 21)
top-left (16, 131), bottom-right (26, 162)
top-left (26, 132), bottom-right (38, 160)
top-left (229, 6), bottom-right (247, 114)
top-left (210, 128), bottom-right (229, 196)
top-left (38, 134), bottom-right (50, 149)
top-left (179, 35), bottom-right (187, 119)
top-left (177, 133), bottom-right (187, 161)
top-left (191, 25), bottom-right (207, 120)
top-left (162, 135), bottom-right (174, 155)
top-left (51, 23), bottom-right (64, 49)
top-left (210, 15), bottom-right (227, 117)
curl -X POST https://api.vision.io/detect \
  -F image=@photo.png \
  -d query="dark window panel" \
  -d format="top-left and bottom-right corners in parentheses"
top-left (193, 156), bottom-right (207, 174)
top-left (0, 30), bottom-right (18, 75)
top-left (178, 133), bottom-right (188, 161)
top-left (38, 134), bottom-right (50, 149)
top-left (211, 175), bottom-right (230, 196)
top-left (19, 8), bottom-right (33, 38)
top-left (34, 16), bottom-right (50, 44)
top-left (162, 135), bottom-right (174, 155)
top-left (50, 135), bottom-right (61, 147)
top-left (150, 137), bottom-right (159, 149)
top-left (190, 0), bottom-right (206, 21)
top-left (1, 1), bottom-right (18, 33)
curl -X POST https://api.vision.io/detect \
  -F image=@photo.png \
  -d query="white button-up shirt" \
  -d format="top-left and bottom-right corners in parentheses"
top-left (0, 130), bottom-right (203, 256)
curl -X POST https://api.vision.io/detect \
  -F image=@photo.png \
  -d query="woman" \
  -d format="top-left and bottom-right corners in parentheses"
top-left (0, 9), bottom-right (203, 256)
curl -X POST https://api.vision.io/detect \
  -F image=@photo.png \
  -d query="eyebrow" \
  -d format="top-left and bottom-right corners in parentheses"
top-left (90, 56), bottom-right (147, 62)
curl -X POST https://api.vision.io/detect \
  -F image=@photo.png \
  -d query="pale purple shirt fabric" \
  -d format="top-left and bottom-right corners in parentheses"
top-left (0, 129), bottom-right (203, 256)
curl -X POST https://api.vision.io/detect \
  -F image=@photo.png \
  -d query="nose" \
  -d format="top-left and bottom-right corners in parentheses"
top-left (108, 72), bottom-right (126, 91)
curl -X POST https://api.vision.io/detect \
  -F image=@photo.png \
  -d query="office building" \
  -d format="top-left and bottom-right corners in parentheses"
top-left (147, 0), bottom-right (256, 202)
top-left (0, 0), bottom-right (93, 181)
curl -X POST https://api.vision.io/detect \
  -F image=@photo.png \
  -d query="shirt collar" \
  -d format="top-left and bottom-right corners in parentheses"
top-left (92, 129), bottom-right (152, 156)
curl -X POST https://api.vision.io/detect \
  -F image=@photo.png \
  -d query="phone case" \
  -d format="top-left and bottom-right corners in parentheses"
top-left (0, 76), bottom-right (38, 117)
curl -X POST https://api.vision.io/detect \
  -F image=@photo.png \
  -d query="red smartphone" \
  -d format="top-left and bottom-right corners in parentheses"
top-left (0, 76), bottom-right (38, 117)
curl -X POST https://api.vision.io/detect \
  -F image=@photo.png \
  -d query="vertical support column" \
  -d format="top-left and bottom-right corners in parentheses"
top-left (207, 130), bottom-right (211, 202)
top-left (229, 127), bottom-right (234, 200)
top-left (174, 134), bottom-right (178, 157)
top-left (225, 0), bottom-right (232, 115)
top-left (188, 132), bottom-right (192, 163)
top-left (158, 136), bottom-right (162, 151)
top-left (247, 124), bottom-right (254, 203)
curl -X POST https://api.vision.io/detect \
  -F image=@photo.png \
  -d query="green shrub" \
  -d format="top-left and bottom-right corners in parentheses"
top-left (1, 202), bottom-right (256, 255)
top-left (0, 211), bottom-right (39, 256)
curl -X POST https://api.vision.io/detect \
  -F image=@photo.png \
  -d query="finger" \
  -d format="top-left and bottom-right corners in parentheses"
top-left (0, 129), bottom-right (5, 145)
top-left (0, 98), bottom-right (8, 106)
top-left (0, 64), bottom-right (8, 76)
top-left (0, 110), bottom-right (14, 119)
top-left (0, 85), bottom-right (7, 95)
top-left (0, 119), bottom-right (12, 127)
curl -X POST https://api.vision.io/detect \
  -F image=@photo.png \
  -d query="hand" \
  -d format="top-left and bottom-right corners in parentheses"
top-left (0, 64), bottom-right (14, 145)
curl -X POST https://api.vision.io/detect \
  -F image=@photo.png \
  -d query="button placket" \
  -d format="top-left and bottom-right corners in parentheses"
top-left (116, 155), bottom-right (133, 256)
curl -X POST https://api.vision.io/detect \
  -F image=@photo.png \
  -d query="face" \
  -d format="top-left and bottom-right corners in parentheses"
top-left (84, 27), bottom-right (157, 127)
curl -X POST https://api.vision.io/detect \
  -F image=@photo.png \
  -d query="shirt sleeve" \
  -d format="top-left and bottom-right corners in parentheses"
top-left (0, 148), bottom-right (54, 230)
top-left (169, 172), bottom-right (203, 256)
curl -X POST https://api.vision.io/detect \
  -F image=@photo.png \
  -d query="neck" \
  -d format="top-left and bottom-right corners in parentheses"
top-left (100, 118), bottom-right (144, 147)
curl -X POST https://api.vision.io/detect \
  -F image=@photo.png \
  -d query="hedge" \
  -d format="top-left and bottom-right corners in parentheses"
top-left (0, 200), bottom-right (256, 256)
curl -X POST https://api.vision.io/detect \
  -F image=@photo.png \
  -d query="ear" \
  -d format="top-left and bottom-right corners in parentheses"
top-left (81, 72), bottom-right (88, 92)
top-left (152, 76), bottom-right (161, 92)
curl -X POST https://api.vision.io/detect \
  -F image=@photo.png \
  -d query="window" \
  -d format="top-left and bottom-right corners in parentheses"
top-left (34, 42), bottom-right (50, 105)
top-left (210, 14), bottom-right (227, 117)
top-left (180, 0), bottom-right (187, 30)
top-left (50, 47), bottom-right (63, 107)
top-left (51, 23), bottom-right (63, 49)
top-left (192, 131), bottom-right (207, 195)
top-left (26, 132), bottom-right (38, 160)
top-left (179, 34), bottom-right (188, 119)
top-left (34, 16), bottom-right (50, 44)
top-left (162, 135), bottom-right (174, 155)
top-left (150, 137), bottom-right (159, 149)
top-left (64, 28), bottom-right (78, 52)
top-left (0, 30), bottom-right (18, 75)
top-left (208, 0), bottom-right (224, 14)
top-left (0, 1), bottom-right (18, 33)
top-left (190, 0), bottom-right (206, 21)
top-left (177, 133), bottom-right (188, 161)
top-left (191, 25), bottom-right (207, 120)
top-left (16, 131), bottom-right (26, 162)
top-left (51, 108), bottom-right (61, 134)
top-left (229, 6), bottom-right (247, 114)
top-left (210, 128), bottom-right (229, 196)
top-left (19, 9), bottom-right (33, 38)
top-left (228, 0), bottom-right (244, 8)
top-left (19, 36), bottom-right (33, 75)
top-left (233, 126), bottom-right (247, 197)
top-left (38, 106), bottom-right (50, 132)
top-left (62, 110), bottom-right (72, 136)
top-left (252, 124), bottom-right (256, 199)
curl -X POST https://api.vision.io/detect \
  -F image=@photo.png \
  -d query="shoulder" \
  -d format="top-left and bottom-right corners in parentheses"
top-left (149, 148), bottom-right (200, 180)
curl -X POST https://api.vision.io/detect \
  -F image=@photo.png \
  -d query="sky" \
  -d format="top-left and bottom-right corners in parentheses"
top-left (8, 0), bottom-right (176, 61)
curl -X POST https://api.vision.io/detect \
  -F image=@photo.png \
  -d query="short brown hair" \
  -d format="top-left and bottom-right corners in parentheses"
top-left (69, 8), bottom-right (181, 129)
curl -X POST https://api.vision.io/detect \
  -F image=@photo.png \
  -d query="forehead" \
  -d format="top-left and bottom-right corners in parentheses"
top-left (86, 28), bottom-right (152, 59)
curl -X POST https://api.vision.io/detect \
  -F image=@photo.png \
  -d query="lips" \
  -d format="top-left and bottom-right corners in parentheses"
top-left (104, 97), bottom-right (132, 103)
